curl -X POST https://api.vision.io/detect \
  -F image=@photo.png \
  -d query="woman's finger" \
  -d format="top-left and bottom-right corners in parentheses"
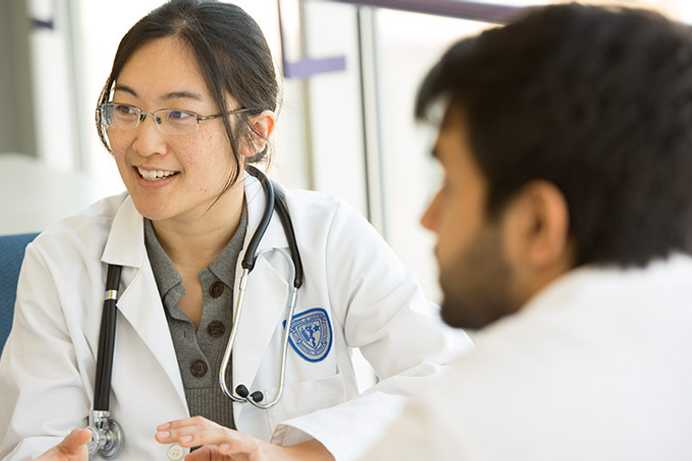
top-left (156, 416), bottom-right (217, 443)
top-left (57, 428), bottom-right (92, 454)
top-left (177, 428), bottom-right (237, 449)
top-left (35, 428), bottom-right (92, 461)
top-left (158, 415), bottom-right (211, 432)
top-left (176, 428), bottom-right (258, 455)
top-left (156, 424), bottom-right (210, 443)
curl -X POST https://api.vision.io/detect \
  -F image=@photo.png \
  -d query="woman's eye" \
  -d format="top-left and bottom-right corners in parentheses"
top-left (168, 110), bottom-right (194, 121)
top-left (114, 104), bottom-right (136, 115)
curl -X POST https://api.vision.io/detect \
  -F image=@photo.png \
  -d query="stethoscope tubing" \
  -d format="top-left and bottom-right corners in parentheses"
top-left (219, 167), bottom-right (305, 408)
top-left (218, 252), bottom-right (299, 409)
top-left (94, 264), bottom-right (122, 411)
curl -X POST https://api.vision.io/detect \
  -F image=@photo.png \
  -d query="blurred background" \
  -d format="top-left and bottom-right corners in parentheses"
top-left (2, 0), bottom-right (691, 306)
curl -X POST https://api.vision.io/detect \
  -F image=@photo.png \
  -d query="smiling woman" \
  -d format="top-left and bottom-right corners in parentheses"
top-left (0, 1), bottom-right (459, 461)
top-left (96, 34), bottom-right (264, 223)
top-left (94, 4), bottom-right (277, 224)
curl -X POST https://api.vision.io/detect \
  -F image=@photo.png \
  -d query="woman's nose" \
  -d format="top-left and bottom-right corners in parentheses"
top-left (132, 115), bottom-right (167, 157)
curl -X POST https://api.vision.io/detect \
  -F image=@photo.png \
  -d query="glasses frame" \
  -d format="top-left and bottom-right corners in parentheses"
top-left (97, 102), bottom-right (254, 135)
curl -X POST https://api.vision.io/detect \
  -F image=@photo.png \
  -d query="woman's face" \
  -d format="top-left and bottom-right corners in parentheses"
top-left (107, 36), bottom-right (241, 222)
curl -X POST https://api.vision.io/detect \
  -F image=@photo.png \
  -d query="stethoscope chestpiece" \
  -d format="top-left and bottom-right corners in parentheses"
top-left (87, 410), bottom-right (124, 458)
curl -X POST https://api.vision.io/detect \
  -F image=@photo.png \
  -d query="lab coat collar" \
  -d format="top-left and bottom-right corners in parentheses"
top-left (101, 195), bottom-right (145, 268)
top-left (241, 172), bottom-right (290, 253)
top-left (512, 253), bottom-right (692, 323)
top-left (100, 172), bottom-right (289, 267)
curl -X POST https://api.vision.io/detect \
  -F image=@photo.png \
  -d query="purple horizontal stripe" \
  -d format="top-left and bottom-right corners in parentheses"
top-left (31, 18), bottom-right (55, 30)
top-left (330, 0), bottom-right (526, 23)
top-left (283, 56), bottom-right (348, 79)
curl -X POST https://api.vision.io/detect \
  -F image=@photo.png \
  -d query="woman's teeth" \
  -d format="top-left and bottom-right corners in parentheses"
top-left (136, 167), bottom-right (178, 181)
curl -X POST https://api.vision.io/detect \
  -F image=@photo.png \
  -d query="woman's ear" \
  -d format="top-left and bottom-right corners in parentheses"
top-left (240, 110), bottom-right (276, 159)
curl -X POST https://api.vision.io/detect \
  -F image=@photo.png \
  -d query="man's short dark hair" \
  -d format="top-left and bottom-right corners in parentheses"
top-left (417, 4), bottom-right (692, 267)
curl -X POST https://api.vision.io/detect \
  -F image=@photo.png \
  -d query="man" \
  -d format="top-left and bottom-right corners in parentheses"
top-left (364, 4), bottom-right (692, 460)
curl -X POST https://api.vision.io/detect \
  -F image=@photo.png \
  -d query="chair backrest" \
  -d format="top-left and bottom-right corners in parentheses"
top-left (0, 233), bottom-right (38, 354)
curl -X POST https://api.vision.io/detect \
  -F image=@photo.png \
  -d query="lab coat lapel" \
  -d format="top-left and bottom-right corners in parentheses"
top-left (101, 196), bottom-right (188, 412)
top-left (233, 174), bottom-right (291, 393)
top-left (232, 254), bottom-right (290, 392)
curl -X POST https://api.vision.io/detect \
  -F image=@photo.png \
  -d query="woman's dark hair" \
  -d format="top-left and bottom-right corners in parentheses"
top-left (96, 0), bottom-right (278, 187)
top-left (416, 4), bottom-right (692, 267)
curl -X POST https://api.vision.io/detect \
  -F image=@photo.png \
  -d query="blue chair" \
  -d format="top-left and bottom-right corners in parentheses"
top-left (0, 233), bottom-right (38, 354)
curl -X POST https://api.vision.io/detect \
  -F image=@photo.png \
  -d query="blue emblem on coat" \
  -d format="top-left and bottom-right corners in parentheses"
top-left (283, 308), bottom-right (333, 362)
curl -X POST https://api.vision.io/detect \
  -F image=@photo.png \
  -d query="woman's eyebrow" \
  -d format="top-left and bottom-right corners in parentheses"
top-left (160, 90), bottom-right (203, 102)
top-left (113, 84), bottom-right (203, 102)
top-left (113, 84), bottom-right (138, 97)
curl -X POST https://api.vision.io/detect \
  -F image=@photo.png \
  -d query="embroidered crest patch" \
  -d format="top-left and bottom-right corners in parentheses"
top-left (283, 308), bottom-right (333, 362)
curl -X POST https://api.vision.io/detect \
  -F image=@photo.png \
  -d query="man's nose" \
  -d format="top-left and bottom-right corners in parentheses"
top-left (420, 191), bottom-right (441, 232)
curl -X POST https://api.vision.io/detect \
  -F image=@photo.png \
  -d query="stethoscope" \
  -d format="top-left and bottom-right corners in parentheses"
top-left (87, 166), bottom-right (304, 458)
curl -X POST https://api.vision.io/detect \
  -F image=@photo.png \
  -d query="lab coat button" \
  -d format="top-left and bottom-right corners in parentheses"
top-left (190, 359), bottom-right (208, 378)
top-left (167, 444), bottom-right (184, 461)
top-left (209, 281), bottom-right (225, 298)
top-left (207, 320), bottom-right (226, 337)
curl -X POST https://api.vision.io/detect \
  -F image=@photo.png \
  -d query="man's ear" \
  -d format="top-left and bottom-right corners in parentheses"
top-left (502, 180), bottom-right (572, 272)
top-left (239, 110), bottom-right (276, 159)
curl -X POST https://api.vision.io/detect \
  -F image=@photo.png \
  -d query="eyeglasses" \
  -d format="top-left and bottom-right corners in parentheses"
top-left (97, 103), bottom-right (252, 136)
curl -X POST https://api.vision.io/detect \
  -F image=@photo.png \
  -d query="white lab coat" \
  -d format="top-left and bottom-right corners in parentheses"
top-left (0, 175), bottom-right (465, 461)
top-left (362, 254), bottom-right (692, 460)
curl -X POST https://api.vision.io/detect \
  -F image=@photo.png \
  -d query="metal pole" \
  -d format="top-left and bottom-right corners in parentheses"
top-left (355, 6), bottom-right (387, 235)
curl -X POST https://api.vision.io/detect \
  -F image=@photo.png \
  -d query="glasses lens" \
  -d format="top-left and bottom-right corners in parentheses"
top-left (159, 109), bottom-right (198, 135)
top-left (99, 104), bottom-right (114, 127)
top-left (102, 103), bottom-right (140, 129)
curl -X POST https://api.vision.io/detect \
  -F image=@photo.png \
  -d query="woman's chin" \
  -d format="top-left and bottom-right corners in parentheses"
top-left (130, 196), bottom-right (176, 222)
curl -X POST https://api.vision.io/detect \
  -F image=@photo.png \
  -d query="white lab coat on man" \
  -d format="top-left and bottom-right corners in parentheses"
top-left (0, 175), bottom-right (465, 461)
top-left (362, 254), bottom-right (692, 460)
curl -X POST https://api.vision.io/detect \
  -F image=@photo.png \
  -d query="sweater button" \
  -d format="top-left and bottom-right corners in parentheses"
top-left (209, 281), bottom-right (225, 298)
top-left (207, 320), bottom-right (226, 338)
top-left (190, 359), bottom-right (208, 378)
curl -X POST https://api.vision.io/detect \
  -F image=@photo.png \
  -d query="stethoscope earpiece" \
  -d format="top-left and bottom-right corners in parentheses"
top-left (235, 385), bottom-right (249, 398)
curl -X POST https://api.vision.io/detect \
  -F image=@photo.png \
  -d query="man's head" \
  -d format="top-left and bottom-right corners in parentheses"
top-left (418, 4), bottom-right (692, 329)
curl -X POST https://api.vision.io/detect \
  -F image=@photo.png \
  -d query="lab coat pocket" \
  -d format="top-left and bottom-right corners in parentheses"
top-left (268, 373), bottom-right (346, 428)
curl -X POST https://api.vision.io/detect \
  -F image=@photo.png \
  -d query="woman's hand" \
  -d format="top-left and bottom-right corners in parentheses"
top-left (156, 416), bottom-right (268, 461)
top-left (155, 416), bottom-right (334, 461)
top-left (34, 428), bottom-right (91, 461)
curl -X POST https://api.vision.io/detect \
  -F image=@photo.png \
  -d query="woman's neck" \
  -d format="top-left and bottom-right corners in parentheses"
top-left (152, 187), bottom-right (245, 272)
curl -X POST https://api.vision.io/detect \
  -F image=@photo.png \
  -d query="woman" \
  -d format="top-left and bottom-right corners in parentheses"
top-left (0, 1), bottom-right (459, 460)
